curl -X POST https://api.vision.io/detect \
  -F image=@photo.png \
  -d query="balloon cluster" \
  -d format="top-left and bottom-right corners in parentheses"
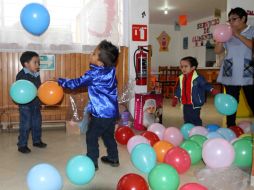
top-left (10, 80), bottom-right (63, 105)
top-left (116, 120), bottom-right (253, 190)
top-left (27, 155), bottom-right (95, 190)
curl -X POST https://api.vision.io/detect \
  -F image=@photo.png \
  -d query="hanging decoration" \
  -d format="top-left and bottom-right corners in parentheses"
top-left (178, 15), bottom-right (187, 26)
top-left (192, 18), bottom-right (220, 47)
top-left (157, 31), bottom-right (170, 52)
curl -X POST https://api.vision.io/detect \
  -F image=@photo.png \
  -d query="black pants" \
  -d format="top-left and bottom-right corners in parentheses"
top-left (86, 116), bottom-right (118, 165)
top-left (225, 85), bottom-right (254, 127)
top-left (183, 105), bottom-right (202, 126)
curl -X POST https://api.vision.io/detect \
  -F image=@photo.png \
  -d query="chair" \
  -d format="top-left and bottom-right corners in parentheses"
top-left (156, 66), bottom-right (169, 96)
top-left (165, 67), bottom-right (181, 98)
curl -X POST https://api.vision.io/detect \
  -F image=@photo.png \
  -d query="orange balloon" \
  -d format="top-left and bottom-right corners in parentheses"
top-left (38, 81), bottom-right (64, 105)
top-left (153, 140), bottom-right (174, 162)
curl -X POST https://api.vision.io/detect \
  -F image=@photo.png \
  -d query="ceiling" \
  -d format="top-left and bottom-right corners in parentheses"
top-left (149, 0), bottom-right (227, 24)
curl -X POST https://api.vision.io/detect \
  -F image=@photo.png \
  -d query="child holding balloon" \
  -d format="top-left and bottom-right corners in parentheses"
top-left (58, 40), bottom-right (120, 170)
top-left (172, 56), bottom-right (219, 125)
top-left (16, 51), bottom-right (47, 154)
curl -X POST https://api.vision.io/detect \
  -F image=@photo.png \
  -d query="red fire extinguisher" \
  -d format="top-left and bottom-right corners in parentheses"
top-left (134, 46), bottom-right (149, 85)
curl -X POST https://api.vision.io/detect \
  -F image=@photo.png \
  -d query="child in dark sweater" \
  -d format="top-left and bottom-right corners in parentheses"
top-left (16, 51), bottom-right (47, 154)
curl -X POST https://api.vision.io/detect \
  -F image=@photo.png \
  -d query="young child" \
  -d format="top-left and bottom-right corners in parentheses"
top-left (143, 99), bottom-right (159, 128)
top-left (58, 40), bottom-right (119, 170)
top-left (172, 56), bottom-right (219, 126)
top-left (16, 51), bottom-right (47, 154)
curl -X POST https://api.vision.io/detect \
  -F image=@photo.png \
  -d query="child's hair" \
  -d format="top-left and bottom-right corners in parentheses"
top-left (97, 40), bottom-right (119, 67)
top-left (20, 51), bottom-right (39, 67)
top-left (181, 56), bottom-right (198, 69)
top-left (228, 7), bottom-right (248, 23)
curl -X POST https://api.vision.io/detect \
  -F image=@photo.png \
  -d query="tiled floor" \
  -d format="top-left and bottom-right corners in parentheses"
top-left (0, 98), bottom-right (252, 190)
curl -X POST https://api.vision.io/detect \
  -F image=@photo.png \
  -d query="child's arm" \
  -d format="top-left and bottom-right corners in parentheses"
top-left (58, 72), bottom-right (93, 90)
top-left (199, 76), bottom-right (219, 95)
top-left (172, 83), bottom-right (180, 107)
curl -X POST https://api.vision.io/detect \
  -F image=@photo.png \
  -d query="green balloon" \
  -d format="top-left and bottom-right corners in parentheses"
top-left (241, 136), bottom-right (253, 142)
top-left (233, 139), bottom-right (253, 168)
top-left (148, 164), bottom-right (179, 190)
top-left (190, 135), bottom-right (207, 147)
top-left (180, 140), bottom-right (202, 165)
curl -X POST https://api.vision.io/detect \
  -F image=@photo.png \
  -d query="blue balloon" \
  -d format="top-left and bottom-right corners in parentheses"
top-left (131, 143), bottom-right (156, 174)
top-left (206, 131), bottom-right (224, 139)
top-left (20, 3), bottom-right (50, 36)
top-left (181, 123), bottom-right (195, 139)
top-left (214, 93), bottom-right (238, 115)
top-left (66, 155), bottom-right (95, 185)
top-left (27, 163), bottom-right (63, 190)
top-left (217, 128), bottom-right (236, 142)
top-left (206, 124), bottom-right (220, 132)
top-left (10, 80), bottom-right (37, 104)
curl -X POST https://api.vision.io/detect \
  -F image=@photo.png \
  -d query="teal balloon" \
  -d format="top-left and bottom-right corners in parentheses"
top-left (66, 155), bottom-right (95, 185)
top-left (214, 93), bottom-right (238, 115)
top-left (27, 163), bottom-right (63, 190)
top-left (10, 80), bottom-right (37, 104)
top-left (217, 128), bottom-right (236, 142)
top-left (181, 123), bottom-right (195, 139)
top-left (131, 143), bottom-right (156, 174)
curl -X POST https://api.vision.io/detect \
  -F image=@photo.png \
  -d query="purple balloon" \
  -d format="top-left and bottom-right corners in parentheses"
top-left (202, 138), bottom-right (235, 169)
top-left (189, 126), bottom-right (208, 137)
top-left (127, 135), bottom-right (150, 154)
top-left (148, 123), bottom-right (165, 140)
top-left (163, 127), bottom-right (184, 146)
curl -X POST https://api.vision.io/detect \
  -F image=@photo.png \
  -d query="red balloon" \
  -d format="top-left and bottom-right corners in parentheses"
top-left (164, 147), bottom-right (191, 174)
top-left (141, 131), bottom-right (160, 146)
top-left (117, 173), bottom-right (149, 190)
top-left (229, 126), bottom-right (244, 137)
top-left (115, 127), bottom-right (134, 145)
top-left (180, 183), bottom-right (208, 190)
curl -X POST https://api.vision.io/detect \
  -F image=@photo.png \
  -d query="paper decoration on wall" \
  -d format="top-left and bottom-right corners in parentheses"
top-left (174, 22), bottom-right (181, 31)
top-left (214, 8), bottom-right (221, 18)
top-left (157, 31), bottom-right (171, 52)
top-left (179, 15), bottom-right (187, 26)
top-left (88, 0), bottom-right (116, 38)
top-left (183, 37), bottom-right (188, 49)
top-left (192, 18), bottom-right (220, 47)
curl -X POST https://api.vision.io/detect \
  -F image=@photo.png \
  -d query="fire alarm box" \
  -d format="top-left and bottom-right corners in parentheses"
top-left (132, 24), bottom-right (148, 41)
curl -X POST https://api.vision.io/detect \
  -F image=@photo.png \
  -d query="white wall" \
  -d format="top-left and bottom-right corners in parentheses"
top-left (149, 12), bottom-right (227, 71)
top-left (149, 24), bottom-right (180, 72)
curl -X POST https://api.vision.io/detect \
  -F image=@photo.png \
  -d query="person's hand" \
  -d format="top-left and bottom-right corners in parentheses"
top-left (211, 89), bottom-right (220, 96)
top-left (171, 96), bottom-right (178, 107)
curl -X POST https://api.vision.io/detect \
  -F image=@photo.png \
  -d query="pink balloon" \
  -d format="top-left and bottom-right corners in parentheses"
top-left (163, 127), bottom-right (183, 146)
top-left (238, 121), bottom-right (252, 133)
top-left (127, 135), bottom-right (150, 153)
top-left (189, 126), bottom-right (208, 137)
top-left (202, 138), bottom-right (235, 169)
top-left (180, 183), bottom-right (208, 190)
top-left (148, 123), bottom-right (165, 140)
top-left (213, 24), bottom-right (232, 42)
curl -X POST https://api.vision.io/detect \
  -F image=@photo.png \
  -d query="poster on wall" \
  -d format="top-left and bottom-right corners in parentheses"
top-left (183, 37), bottom-right (188, 49)
top-left (157, 31), bottom-right (170, 52)
top-left (39, 55), bottom-right (55, 70)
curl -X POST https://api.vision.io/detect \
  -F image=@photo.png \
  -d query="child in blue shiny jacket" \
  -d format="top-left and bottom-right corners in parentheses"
top-left (58, 40), bottom-right (119, 170)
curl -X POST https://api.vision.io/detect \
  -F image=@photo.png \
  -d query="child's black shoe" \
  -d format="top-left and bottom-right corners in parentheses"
top-left (101, 156), bottom-right (119, 167)
top-left (18, 146), bottom-right (31, 154)
top-left (33, 141), bottom-right (47, 148)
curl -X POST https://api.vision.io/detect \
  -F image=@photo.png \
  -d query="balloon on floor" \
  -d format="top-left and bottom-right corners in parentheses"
top-left (27, 163), bottom-right (63, 190)
top-left (10, 80), bottom-right (37, 104)
top-left (115, 126), bottom-right (134, 145)
top-left (117, 173), bottom-right (149, 190)
top-left (66, 155), bottom-right (95, 185)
